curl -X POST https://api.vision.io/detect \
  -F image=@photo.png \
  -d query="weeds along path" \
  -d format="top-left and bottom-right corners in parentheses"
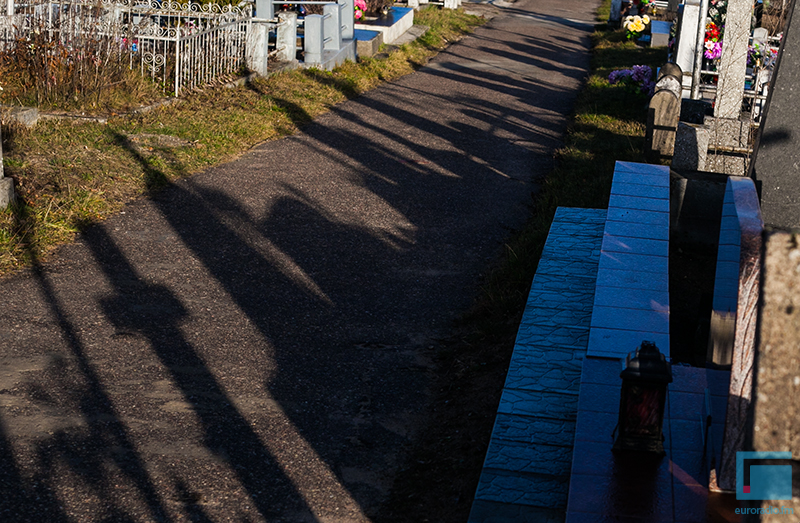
top-left (0, 0), bottom-right (598, 520)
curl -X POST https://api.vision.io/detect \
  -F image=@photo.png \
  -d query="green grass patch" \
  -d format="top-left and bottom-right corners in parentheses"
top-left (0, 6), bottom-right (484, 275)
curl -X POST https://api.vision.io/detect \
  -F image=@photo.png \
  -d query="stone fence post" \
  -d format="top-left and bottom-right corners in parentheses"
top-left (246, 19), bottom-right (270, 77)
top-left (0, 125), bottom-right (16, 209)
top-left (323, 3), bottom-right (341, 51)
top-left (276, 11), bottom-right (297, 63)
top-left (304, 14), bottom-right (323, 65)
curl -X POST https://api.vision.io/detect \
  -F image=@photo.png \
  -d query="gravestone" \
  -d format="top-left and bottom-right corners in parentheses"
top-left (749, 0), bottom-right (800, 228)
top-left (673, 122), bottom-right (710, 170)
top-left (696, 0), bottom-right (754, 175)
top-left (658, 61), bottom-right (683, 80)
top-left (745, 229), bottom-right (800, 521)
top-left (610, 0), bottom-right (623, 25)
top-left (674, 0), bottom-right (702, 95)
top-left (645, 79), bottom-right (681, 162)
top-left (714, 0), bottom-right (753, 119)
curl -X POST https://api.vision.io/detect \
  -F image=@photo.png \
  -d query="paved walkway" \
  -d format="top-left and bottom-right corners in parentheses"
top-left (0, 0), bottom-right (598, 520)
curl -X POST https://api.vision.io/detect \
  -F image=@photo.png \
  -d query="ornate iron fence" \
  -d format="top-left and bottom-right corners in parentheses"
top-left (0, 0), bottom-right (253, 96)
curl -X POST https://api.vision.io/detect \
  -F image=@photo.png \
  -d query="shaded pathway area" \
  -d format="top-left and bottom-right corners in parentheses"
top-left (0, 0), bottom-right (598, 520)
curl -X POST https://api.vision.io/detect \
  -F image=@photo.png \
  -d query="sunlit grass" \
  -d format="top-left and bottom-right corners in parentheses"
top-left (0, 6), bottom-right (484, 275)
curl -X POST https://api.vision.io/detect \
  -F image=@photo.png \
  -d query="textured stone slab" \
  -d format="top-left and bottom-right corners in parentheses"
top-left (598, 251), bottom-right (669, 274)
top-left (588, 327), bottom-right (670, 359)
top-left (491, 414), bottom-right (577, 448)
top-left (505, 357), bottom-right (582, 394)
top-left (514, 324), bottom-right (590, 350)
top-left (518, 306), bottom-right (593, 329)
top-left (610, 170), bottom-right (671, 187)
top-left (471, 206), bottom-right (603, 519)
top-left (535, 257), bottom-right (599, 279)
top-left (525, 289), bottom-right (597, 311)
top-left (595, 268), bottom-right (669, 292)
top-left (474, 469), bottom-right (570, 508)
top-left (608, 194), bottom-right (670, 213)
top-left (603, 220), bottom-right (669, 241)
top-left (498, 389), bottom-right (579, 420)
top-left (510, 344), bottom-right (585, 367)
top-left (601, 234), bottom-right (669, 257)
top-left (613, 161), bottom-right (671, 176)
top-left (531, 272), bottom-right (598, 292)
top-left (592, 286), bottom-right (669, 313)
top-left (606, 207), bottom-right (669, 226)
top-left (468, 499), bottom-right (565, 523)
top-left (590, 305), bottom-right (669, 334)
top-left (483, 439), bottom-right (573, 476)
top-left (610, 182), bottom-right (671, 200)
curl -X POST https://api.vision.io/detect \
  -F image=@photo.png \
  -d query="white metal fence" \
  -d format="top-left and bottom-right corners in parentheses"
top-left (0, 0), bottom-right (253, 96)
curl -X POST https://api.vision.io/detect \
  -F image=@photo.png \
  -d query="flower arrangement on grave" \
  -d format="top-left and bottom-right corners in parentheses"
top-left (608, 65), bottom-right (655, 96)
top-left (354, 0), bottom-right (366, 19)
top-left (747, 41), bottom-right (778, 67)
top-left (704, 21), bottom-right (722, 60)
top-left (703, 0), bottom-right (726, 60)
top-left (623, 15), bottom-right (650, 40)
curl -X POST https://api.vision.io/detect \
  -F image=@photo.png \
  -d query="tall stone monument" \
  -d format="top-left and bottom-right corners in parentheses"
top-left (703, 0), bottom-right (754, 175)
top-left (749, 0), bottom-right (800, 228)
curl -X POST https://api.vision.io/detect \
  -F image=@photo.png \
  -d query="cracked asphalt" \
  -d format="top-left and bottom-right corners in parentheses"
top-left (0, 0), bottom-right (598, 520)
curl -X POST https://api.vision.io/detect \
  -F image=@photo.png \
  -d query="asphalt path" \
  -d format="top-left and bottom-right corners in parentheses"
top-left (0, 0), bottom-right (598, 520)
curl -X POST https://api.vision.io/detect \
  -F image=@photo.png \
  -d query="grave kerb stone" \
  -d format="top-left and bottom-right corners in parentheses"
top-left (715, 177), bottom-right (763, 492)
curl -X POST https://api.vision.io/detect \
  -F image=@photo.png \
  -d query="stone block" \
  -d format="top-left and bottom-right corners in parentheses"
top-left (680, 98), bottom-right (712, 124)
top-left (354, 7), bottom-right (413, 45)
top-left (0, 177), bottom-right (15, 209)
top-left (354, 29), bottom-right (383, 58)
top-left (0, 106), bottom-right (38, 128)
top-left (608, 193), bottom-right (670, 212)
top-left (650, 20), bottom-right (671, 47)
top-left (601, 234), bottom-right (669, 257)
top-left (491, 414), bottom-right (577, 448)
top-left (483, 439), bottom-right (573, 476)
top-left (705, 153), bottom-right (748, 176)
top-left (497, 389), bottom-right (579, 420)
top-left (672, 121), bottom-right (709, 170)
top-left (473, 469), bottom-right (570, 508)
top-left (704, 116), bottom-right (751, 148)
top-left (593, 285), bottom-right (669, 311)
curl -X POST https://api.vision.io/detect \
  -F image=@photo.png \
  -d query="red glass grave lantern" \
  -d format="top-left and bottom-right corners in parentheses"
top-left (613, 341), bottom-right (673, 455)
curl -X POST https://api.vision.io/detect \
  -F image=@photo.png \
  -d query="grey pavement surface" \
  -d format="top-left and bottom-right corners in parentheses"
top-left (0, 0), bottom-right (598, 520)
